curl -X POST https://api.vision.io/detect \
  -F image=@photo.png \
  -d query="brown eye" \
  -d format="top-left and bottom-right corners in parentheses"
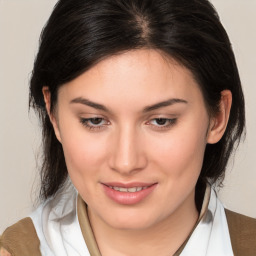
top-left (152, 118), bottom-right (176, 126)
top-left (155, 118), bottom-right (168, 125)
top-left (146, 118), bottom-right (177, 130)
top-left (90, 118), bottom-right (103, 125)
top-left (79, 117), bottom-right (110, 131)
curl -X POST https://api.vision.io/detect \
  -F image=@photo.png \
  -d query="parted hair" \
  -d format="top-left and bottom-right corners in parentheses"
top-left (30, 0), bottom-right (245, 200)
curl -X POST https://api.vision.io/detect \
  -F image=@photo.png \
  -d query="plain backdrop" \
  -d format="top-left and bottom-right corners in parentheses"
top-left (0, 0), bottom-right (255, 233)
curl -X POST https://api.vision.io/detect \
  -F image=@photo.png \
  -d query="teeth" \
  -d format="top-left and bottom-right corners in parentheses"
top-left (110, 186), bottom-right (147, 192)
top-left (128, 187), bottom-right (137, 192)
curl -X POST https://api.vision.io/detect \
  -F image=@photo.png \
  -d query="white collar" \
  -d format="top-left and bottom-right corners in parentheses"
top-left (30, 184), bottom-right (90, 256)
top-left (30, 184), bottom-right (233, 256)
top-left (180, 186), bottom-right (234, 256)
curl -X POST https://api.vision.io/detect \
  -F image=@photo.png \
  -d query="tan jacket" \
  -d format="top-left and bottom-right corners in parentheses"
top-left (0, 208), bottom-right (256, 256)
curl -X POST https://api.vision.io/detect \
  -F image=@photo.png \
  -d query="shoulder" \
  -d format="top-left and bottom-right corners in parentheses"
top-left (225, 208), bottom-right (256, 256)
top-left (0, 217), bottom-right (41, 256)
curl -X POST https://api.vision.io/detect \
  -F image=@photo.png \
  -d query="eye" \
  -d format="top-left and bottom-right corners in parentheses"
top-left (80, 117), bottom-right (110, 130)
top-left (146, 118), bottom-right (177, 130)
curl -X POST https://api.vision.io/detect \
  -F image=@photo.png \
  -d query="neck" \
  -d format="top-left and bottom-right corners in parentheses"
top-left (88, 191), bottom-right (199, 256)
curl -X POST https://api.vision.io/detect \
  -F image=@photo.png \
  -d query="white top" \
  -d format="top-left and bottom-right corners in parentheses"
top-left (30, 184), bottom-right (234, 256)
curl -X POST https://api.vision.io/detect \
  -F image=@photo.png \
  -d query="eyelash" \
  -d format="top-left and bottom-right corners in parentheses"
top-left (79, 117), bottom-right (177, 131)
top-left (146, 118), bottom-right (177, 130)
top-left (80, 118), bottom-right (110, 131)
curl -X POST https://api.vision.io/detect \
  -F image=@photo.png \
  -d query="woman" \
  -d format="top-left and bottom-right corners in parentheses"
top-left (1, 0), bottom-right (255, 255)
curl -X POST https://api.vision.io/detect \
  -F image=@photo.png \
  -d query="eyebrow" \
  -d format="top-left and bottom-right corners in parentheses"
top-left (70, 97), bottom-right (108, 111)
top-left (70, 97), bottom-right (187, 113)
top-left (143, 98), bottom-right (188, 112)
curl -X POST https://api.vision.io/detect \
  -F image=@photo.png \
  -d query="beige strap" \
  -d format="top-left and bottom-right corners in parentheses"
top-left (225, 209), bottom-right (256, 256)
top-left (77, 195), bottom-right (102, 256)
top-left (0, 217), bottom-right (41, 256)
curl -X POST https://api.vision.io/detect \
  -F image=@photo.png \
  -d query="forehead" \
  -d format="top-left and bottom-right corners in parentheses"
top-left (58, 49), bottom-right (204, 111)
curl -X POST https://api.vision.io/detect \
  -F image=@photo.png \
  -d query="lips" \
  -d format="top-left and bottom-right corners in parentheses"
top-left (102, 182), bottom-right (157, 205)
top-left (109, 186), bottom-right (149, 192)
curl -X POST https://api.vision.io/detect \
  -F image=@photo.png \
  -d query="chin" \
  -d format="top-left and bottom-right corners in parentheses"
top-left (108, 219), bottom-right (154, 231)
top-left (101, 209), bottom-right (161, 231)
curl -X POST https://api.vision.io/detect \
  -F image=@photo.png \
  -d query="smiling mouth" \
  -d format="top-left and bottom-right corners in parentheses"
top-left (106, 186), bottom-right (150, 193)
top-left (102, 183), bottom-right (157, 204)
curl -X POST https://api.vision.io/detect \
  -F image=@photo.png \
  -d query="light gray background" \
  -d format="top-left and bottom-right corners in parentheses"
top-left (0, 0), bottom-right (255, 233)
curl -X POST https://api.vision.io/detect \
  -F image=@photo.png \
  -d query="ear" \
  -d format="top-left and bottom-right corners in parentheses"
top-left (207, 90), bottom-right (232, 144)
top-left (42, 86), bottom-right (62, 143)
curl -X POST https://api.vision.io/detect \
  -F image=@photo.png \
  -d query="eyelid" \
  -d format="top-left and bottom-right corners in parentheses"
top-left (79, 117), bottom-right (110, 131)
top-left (79, 115), bottom-right (177, 132)
top-left (145, 117), bottom-right (177, 130)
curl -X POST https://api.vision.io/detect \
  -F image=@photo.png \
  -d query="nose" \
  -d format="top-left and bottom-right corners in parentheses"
top-left (108, 125), bottom-right (147, 175)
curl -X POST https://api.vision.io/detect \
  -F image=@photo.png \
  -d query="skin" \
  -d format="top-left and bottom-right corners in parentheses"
top-left (43, 49), bottom-right (231, 256)
top-left (0, 248), bottom-right (11, 256)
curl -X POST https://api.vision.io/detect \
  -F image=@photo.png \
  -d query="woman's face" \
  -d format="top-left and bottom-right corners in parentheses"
top-left (50, 49), bottom-right (213, 230)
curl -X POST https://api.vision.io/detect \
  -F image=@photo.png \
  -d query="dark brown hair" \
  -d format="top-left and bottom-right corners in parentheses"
top-left (30, 0), bottom-right (245, 200)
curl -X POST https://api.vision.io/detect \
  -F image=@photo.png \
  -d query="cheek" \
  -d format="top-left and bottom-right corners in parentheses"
top-left (148, 120), bottom-right (208, 177)
top-left (59, 124), bottom-right (108, 178)
top-left (60, 131), bottom-right (109, 203)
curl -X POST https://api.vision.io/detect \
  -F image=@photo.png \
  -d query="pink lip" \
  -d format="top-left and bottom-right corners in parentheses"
top-left (101, 182), bottom-right (157, 205)
top-left (103, 182), bottom-right (154, 188)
